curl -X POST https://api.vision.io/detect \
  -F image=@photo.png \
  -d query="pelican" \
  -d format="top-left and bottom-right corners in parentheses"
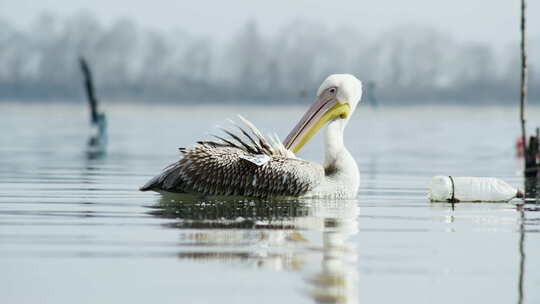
top-left (140, 74), bottom-right (362, 199)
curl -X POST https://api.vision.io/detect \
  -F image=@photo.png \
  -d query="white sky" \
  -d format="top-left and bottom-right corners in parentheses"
top-left (1, 0), bottom-right (538, 48)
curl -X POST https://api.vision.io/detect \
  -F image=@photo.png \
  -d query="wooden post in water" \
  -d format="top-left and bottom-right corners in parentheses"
top-left (519, 0), bottom-right (527, 162)
top-left (79, 57), bottom-right (99, 124)
top-left (78, 56), bottom-right (107, 157)
top-left (519, 0), bottom-right (539, 180)
top-left (537, 128), bottom-right (540, 202)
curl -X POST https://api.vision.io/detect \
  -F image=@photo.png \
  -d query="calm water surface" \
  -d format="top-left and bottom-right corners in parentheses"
top-left (0, 103), bottom-right (539, 304)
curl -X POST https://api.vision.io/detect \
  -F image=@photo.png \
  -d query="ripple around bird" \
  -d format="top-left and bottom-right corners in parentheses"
top-left (0, 103), bottom-right (539, 304)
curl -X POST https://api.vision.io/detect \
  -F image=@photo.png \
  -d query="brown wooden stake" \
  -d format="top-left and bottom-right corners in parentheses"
top-left (79, 57), bottom-right (99, 124)
top-left (519, 0), bottom-right (528, 172)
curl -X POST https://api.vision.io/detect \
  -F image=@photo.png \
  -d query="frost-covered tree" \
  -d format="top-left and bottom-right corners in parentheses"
top-left (0, 12), bottom-right (537, 103)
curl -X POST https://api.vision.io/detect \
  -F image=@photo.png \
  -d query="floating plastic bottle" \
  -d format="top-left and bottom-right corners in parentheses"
top-left (428, 176), bottom-right (523, 202)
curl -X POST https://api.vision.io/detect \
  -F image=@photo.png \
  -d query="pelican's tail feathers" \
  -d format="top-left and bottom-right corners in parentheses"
top-left (208, 116), bottom-right (294, 157)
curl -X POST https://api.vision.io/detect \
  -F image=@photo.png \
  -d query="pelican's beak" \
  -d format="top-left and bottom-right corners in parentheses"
top-left (283, 94), bottom-right (350, 153)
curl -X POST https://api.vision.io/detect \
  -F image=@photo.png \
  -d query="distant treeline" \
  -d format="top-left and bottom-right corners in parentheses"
top-left (0, 12), bottom-right (538, 104)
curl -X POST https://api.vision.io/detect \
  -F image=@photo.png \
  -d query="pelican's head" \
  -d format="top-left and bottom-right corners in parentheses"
top-left (284, 74), bottom-right (362, 153)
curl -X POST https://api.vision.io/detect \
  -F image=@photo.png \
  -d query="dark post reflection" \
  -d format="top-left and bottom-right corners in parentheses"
top-left (517, 205), bottom-right (525, 304)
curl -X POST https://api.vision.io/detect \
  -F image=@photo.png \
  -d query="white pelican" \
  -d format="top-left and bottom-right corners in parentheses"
top-left (140, 74), bottom-right (362, 198)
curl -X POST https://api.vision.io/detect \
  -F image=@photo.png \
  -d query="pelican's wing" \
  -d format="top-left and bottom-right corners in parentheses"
top-left (140, 143), bottom-right (324, 198)
top-left (140, 117), bottom-right (323, 198)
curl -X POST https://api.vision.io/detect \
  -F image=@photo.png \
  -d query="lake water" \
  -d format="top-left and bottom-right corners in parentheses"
top-left (0, 102), bottom-right (539, 304)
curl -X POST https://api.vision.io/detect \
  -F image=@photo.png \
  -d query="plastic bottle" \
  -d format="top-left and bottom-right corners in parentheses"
top-left (428, 176), bottom-right (523, 202)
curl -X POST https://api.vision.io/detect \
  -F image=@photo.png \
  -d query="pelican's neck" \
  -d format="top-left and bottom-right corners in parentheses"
top-left (324, 119), bottom-right (347, 171)
top-left (322, 119), bottom-right (360, 196)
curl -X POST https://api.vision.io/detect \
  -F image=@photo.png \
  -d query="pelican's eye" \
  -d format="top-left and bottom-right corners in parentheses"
top-left (329, 87), bottom-right (337, 94)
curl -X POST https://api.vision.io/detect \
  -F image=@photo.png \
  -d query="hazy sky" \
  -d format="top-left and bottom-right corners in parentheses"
top-left (1, 0), bottom-right (538, 48)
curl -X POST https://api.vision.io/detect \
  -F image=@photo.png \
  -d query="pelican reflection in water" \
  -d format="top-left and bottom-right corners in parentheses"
top-left (141, 74), bottom-right (362, 199)
top-left (149, 197), bottom-right (360, 304)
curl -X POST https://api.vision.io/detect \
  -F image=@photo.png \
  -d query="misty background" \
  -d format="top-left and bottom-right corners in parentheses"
top-left (0, 0), bottom-right (539, 104)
